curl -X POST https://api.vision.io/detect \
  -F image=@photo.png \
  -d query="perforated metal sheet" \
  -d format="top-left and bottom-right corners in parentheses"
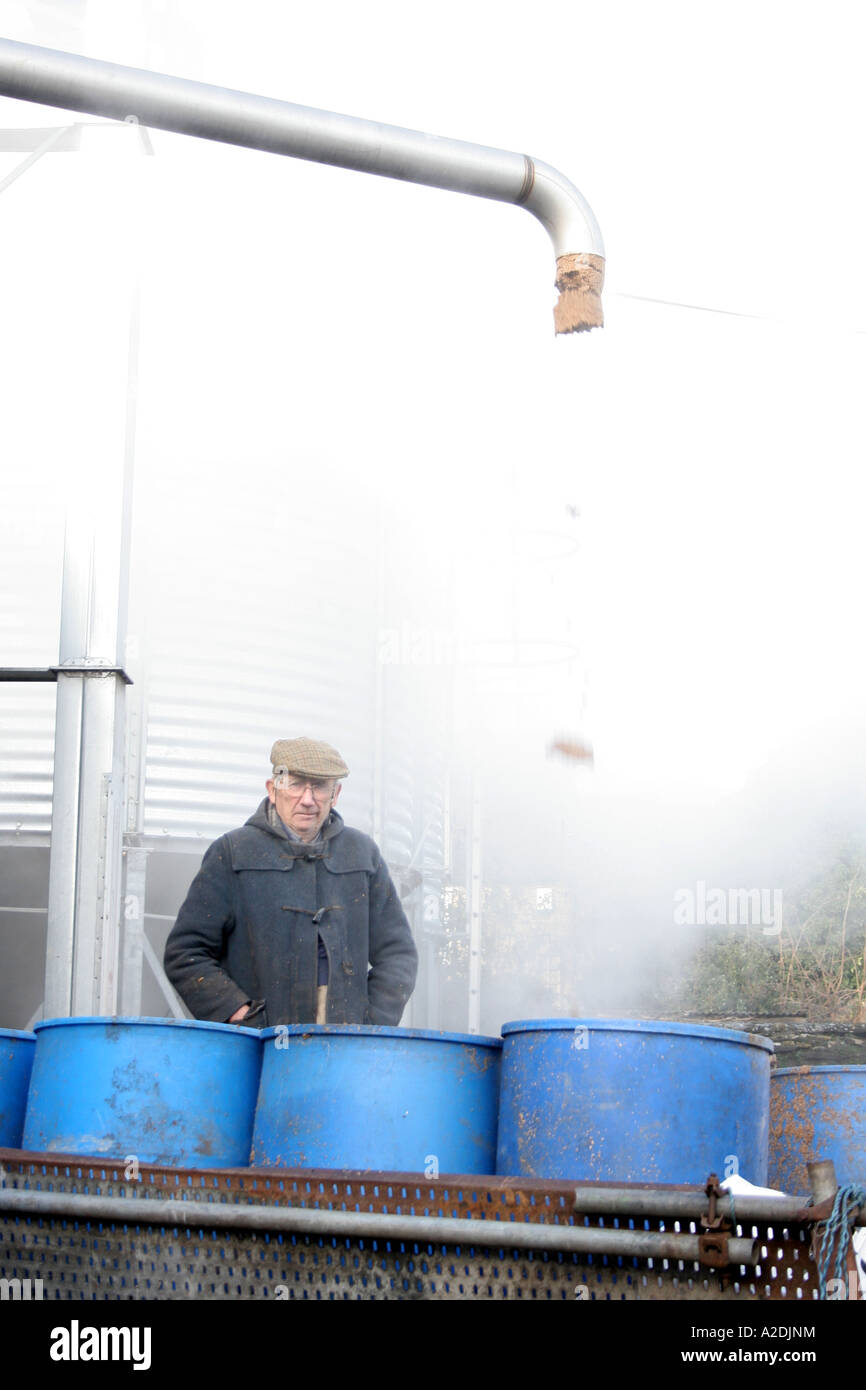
top-left (0, 1150), bottom-right (825, 1301)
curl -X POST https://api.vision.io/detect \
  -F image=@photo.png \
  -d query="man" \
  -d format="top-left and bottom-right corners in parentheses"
top-left (163, 736), bottom-right (418, 1027)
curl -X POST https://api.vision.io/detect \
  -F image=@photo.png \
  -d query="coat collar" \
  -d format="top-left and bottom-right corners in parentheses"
top-left (245, 797), bottom-right (345, 846)
top-left (227, 802), bottom-right (374, 874)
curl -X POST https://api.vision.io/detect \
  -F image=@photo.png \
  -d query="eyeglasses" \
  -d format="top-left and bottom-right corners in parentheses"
top-left (280, 778), bottom-right (335, 801)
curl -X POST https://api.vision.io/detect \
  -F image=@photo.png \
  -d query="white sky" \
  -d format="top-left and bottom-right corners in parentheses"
top-left (2, 0), bottom-right (865, 823)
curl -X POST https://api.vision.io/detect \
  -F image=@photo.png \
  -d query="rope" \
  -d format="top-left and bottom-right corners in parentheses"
top-left (816, 1185), bottom-right (866, 1299)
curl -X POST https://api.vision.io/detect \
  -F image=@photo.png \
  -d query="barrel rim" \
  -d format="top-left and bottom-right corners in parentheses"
top-left (259, 1023), bottom-right (502, 1047)
top-left (0, 1027), bottom-right (36, 1042)
top-left (773, 1064), bottom-right (866, 1076)
top-left (500, 1017), bottom-right (774, 1051)
top-left (33, 1016), bottom-right (262, 1039)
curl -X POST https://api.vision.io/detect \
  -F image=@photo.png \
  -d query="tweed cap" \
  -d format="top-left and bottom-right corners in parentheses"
top-left (270, 737), bottom-right (349, 779)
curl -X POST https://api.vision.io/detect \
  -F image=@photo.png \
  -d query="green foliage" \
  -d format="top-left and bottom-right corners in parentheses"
top-left (778, 842), bottom-right (866, 1020)
top-left (659, 840), bottom-right (866, 1022)
top-left (667, 928), bottom-right (785, 1015)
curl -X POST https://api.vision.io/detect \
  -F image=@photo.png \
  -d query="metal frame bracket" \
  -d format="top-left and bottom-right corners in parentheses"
top-left (50, 664), bottom-right (133, 684)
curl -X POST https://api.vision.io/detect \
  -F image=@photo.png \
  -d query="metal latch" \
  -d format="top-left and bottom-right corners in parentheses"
top-left (699, 1172), bottom-right (732, 1268)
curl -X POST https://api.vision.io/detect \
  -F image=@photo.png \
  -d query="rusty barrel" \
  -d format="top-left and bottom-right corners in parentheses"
top-left (21, 1017), bottom-right (263, 1167)
top-left (495, 1018), bottom-right (774, 1184)
top-left (0, 1027), bottom-right (36, 1147)
top-left (769, 1065), bottom-right (866, 1194)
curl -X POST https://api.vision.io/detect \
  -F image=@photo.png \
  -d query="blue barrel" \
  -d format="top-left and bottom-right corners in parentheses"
top-left (252, 1024), bottom-right (502, 1173)
top-left (22, 1017), bottom-right (263, 1168)
top-left (496, 1018), bottom-right (774, 1184)
top-left (0, 1028), bottom-right (37, 1148)
top-left (769, 1066), bottom-right (866, 1193)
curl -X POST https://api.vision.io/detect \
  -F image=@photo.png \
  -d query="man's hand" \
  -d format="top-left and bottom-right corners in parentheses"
top-left (228, 1003), bottom-right (251, 1023)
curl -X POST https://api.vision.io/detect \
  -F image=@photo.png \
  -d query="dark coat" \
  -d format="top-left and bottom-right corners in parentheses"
top-left (163, 800), bottom-right (418, 1027)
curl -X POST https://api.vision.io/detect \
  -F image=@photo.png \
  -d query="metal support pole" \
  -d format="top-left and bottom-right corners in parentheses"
top-left (467, 773), bottom-right (482, 1034)
top-left (119, 846), bottom-right (149, 1016)
top-left (44, 538), bottom-right (130, 1017)
top-left (42, 148), bottom-right (144, 1019)
top-left (424, 932), bottom-right (439, 1031)
top-left (372, 520), bottom-right (386, 850)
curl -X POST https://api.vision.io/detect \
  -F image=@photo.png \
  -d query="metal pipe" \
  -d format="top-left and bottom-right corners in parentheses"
top-left (808, 1160), bottom-right (838, 1206)
top-left (0, 37), bottom-right (604, 333)
top-left (571, 1184), bottom-right (837, 1224)
top-left (0, 669), bottom-right (58, 681)
top-left (0, 1186), bottom-right (758, 1264)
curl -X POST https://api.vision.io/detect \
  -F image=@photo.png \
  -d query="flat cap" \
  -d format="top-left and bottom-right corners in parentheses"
top-left (270, 737), bottom-right (349, 779)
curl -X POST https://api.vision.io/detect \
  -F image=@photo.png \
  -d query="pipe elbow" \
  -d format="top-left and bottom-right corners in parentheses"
top-left (522, 159), bottom-right (605, 334)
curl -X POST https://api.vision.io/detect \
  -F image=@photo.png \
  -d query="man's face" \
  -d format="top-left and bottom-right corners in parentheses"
top-left (266, 772), bottom-right (341, 842)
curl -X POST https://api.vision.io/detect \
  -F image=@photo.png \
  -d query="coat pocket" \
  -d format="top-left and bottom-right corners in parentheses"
top-left (239, 998), bottom-right (268, 1029)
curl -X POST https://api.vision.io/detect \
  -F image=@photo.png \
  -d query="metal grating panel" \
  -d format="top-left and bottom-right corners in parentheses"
top-left (0, 1151), bottom-right (830, 1302)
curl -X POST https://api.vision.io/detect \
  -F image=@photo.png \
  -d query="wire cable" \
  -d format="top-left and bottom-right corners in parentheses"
top-left (617, 291), bottom-right (866, 335)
